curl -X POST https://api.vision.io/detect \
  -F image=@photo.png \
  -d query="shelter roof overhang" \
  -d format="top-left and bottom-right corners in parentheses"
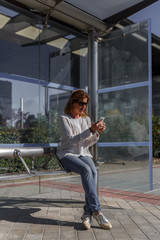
top-left (3, 0), bottom-right (158, 36)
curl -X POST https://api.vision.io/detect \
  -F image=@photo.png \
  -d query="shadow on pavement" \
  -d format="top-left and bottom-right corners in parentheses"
top-left (0, 206), bottom-right (84, 230)
top-left (0, 197), bottom-right (123, 230)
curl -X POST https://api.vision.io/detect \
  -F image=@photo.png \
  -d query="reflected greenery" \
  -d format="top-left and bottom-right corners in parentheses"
top-left (0, 111), bottom-right (60, 173)
top-left (99, 109), bottom-right (148, 143)
top-left (100, 114), bottom-right (131, 142)
top-left (0, 127), bottom-right (20, 144)
top-left (98, 109), bottom-right (150, 162)
top-left (20, 111), bottom-right (60, 143)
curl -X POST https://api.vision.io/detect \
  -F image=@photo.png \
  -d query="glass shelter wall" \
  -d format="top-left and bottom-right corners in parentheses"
top-left (98, 21), bottom-right (152, 192)
top-left (0, 2), bottom-right (152, 193)
top-left (0, 2), bottom-right (88, 176)
top-left (0, 2), bottom-right (88, 146)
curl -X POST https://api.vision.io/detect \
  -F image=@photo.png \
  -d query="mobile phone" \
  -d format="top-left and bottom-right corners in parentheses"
top-left (99, 117), bottom-right (105, 122)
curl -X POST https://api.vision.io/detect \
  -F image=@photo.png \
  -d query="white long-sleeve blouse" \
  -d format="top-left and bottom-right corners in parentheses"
top-left (56, 114), bottom-right (99, 160)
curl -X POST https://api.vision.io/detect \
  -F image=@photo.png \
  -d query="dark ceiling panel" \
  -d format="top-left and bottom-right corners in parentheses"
top-left (2, 0), bottom-right (158, 35)
top-left (65, 0), bottom-right (144, 20)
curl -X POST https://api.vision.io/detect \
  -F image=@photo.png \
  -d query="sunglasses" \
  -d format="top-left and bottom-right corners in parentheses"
top-left (77, 101), bottom-right (88, 107)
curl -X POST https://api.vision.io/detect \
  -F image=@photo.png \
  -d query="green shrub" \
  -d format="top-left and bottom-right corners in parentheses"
top-left (0, 111), bottom-right (60, 173)
top-left (152, 114), bottom-right (160, 157)
top-left (0, 127), bottom-right (22, 173)
top-left (0, 127), bottom-right (20, 144)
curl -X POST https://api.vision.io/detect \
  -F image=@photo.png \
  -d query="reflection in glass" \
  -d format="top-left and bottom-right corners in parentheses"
top-left (98, 146), bottom-right (149, 192)
top-left (49, 40), bottom-right (88, 88)
top-left (97, 20), bottom-right (151, 192)
top-left (98, 146), bottom-right (149, 163)
top-left (98, 24), bottom-right (148, 89)
top-left (0, 77), bottom-right (71, 144)
top-left (0, 2), bottom-right (88, 146)
top-left (99, 87), bottom-right (149, 143)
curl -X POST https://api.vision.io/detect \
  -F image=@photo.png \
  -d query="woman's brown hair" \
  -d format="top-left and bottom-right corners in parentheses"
top-left (64, 89), bottom-right (89, 117)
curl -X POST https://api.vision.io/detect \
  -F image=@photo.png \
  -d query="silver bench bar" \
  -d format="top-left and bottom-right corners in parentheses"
top-left (0, 147), bottom-right (56, 174)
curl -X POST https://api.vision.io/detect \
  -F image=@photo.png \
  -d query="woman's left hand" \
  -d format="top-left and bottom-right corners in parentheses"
top-left (97, 122), bottom-right (106, 133)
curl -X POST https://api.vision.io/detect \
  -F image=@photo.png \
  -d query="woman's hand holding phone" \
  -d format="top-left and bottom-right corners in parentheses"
top-left (90, 117), bottom-right (106, 133)
top-left (97, 117), bottom-right (106, 133)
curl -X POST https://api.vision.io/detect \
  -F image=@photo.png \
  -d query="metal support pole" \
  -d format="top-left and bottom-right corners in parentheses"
top-left (14, 149), bottom-right (31, 174)
top-left (148, 19), bottom-right (153, 191)
top-left (88, 30), bottom-right (99, 195)
top-left (20, 98), bottom-right (24, 129)
top-left (32, 156), bottom-right (35, 171)
top-left (88, 30), bottom-right (98, 164)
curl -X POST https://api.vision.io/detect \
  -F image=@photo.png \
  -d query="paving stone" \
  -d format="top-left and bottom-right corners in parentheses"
top-left (6, 229), bottom-right (27, 240)
top-left (60, 226), bottom-right (77, 240)
top-left (111, 231), bottom-right (131, 240)
top-left (93, 228), bottom-right (114, 240)
top-left (128, 234), bottom-right (149, 240)
top-left (77, 230), bottom-right (96, 240)
top-left (0, 229), bottom-right (10, 240)
top-left (0, 169), bottom-right (160, 240)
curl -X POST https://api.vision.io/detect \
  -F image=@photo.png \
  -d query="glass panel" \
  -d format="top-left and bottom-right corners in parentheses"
top-left (98, 147), bottom-right (149, 192)
top-left (49, 39), bottom-right (88, 88)
top-left (0, 78), bottom-right (40, 144)
top-left (0, 76), bottom-right (72, 144)
top-left (98, 20), bottom-right (151, 192)
top-left (98, 21), bottom-right (149, 88)
top-left (0, 2), bottom-right (88, 147)
top-left (0, 5), bottom-right (88, 85)
top-left (98, 87), bottom-right (149, 142)
top-left (0, 2), bottom-right (87, 177)
top-left (0, 13), bottom-right (40, 78)
top-left (98, 146), bottom-right (149, 163)
top-left (39, 87), bottom-right (71, 143)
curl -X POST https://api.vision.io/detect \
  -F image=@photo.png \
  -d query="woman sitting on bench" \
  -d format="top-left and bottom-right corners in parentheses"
top-left (56, 89), bottom-right (112, 230)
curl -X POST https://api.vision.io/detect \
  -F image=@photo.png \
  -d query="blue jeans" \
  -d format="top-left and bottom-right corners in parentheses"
top-left (60, 155), bottom-right (101, 215)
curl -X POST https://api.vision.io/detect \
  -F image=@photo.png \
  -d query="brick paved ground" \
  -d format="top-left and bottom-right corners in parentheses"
top-left (0, 171), bottom-right (160, 240)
